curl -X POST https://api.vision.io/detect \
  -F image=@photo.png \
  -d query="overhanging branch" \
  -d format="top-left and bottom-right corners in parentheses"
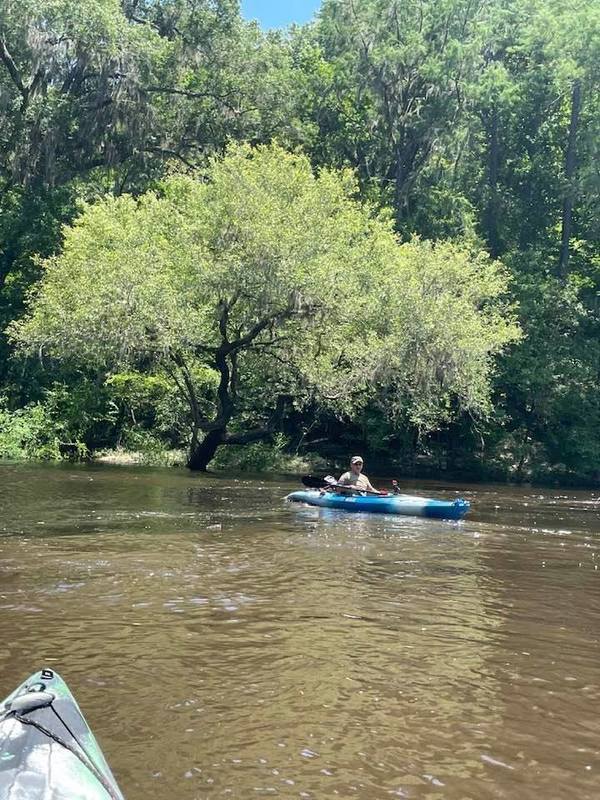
top-left (222, 394), bottom-right (291, 445)
top-left (0, 37), bottom-right (27, 99)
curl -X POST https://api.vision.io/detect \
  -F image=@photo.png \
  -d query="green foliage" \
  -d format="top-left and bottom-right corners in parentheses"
top-left (11, 143), bottom-right (518, 468)
top-left (0, 0), bottom-right (304, 377)
top-left (0, 375), bottom-right (119, 461)
top-left (107, 371), bottom-right (172, 407)
top-left (0, 184), bottom-right (80, 392)
top-left (488, 265), bottom-right (600, 480)
top-left (0, 0), bottom-right (598, 481)
top-left (42, 380), bottom-right (117, 445)
top-left (106, 369), bottom-right (196, 447)
top-left (0, 0), bottom-right (165, 190)
top-left (0, 398), bottom-right (63, 460)
top-left (308, 0), bottom-right (489, 228)
top-left (212, 433), bottom-right (306, 472)
top-left (119, 429), bottom-right (185, 467)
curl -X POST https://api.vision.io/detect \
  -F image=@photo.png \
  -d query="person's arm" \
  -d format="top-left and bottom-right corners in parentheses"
top-left (363, 476), bottom-right (382, 494)
top-left (337, 472), bottom-right (351, 485)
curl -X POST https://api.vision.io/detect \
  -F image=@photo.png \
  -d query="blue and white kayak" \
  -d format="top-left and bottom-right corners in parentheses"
top-left (0, 668), bottom-right (124, 799)
top-left (286, 490), bottom-right (470, 520)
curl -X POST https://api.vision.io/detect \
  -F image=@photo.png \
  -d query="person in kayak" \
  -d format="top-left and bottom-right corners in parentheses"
top-left (335, 455), bottom-right (382, 494)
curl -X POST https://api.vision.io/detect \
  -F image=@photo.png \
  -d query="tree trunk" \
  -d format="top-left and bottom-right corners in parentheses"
top-left (558, 79), bottom-right (581, 277)
top-left (187, 428), bottom-right (225, 471)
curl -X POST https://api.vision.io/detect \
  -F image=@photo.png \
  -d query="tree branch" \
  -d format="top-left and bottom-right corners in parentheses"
top-left (146, 85), bottom-right (236, 101)
top-left (144, 85), bottom-right (240, 113)
top-left (223, 394), bottom-right (291, 445)
top-left (169, 352), bottom-right (212, 429)
top-left (128, 14), bottom-right (162, 33)
top-left (223, 427), bottom-right (271, 446)
top-left (218, 297), bottom-right (230, 344)
top-left (143, 146), bottom-right (197, 170)
top-left (0, 37), bottom-right (27, 99)
top-left (224, 301), bottom-right (300, 355)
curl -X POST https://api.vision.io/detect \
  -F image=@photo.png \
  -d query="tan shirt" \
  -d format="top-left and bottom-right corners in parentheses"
top-left (338, 471), bottom-right (376, 492)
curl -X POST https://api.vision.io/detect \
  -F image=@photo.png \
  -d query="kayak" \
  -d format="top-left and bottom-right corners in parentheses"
top-left (286, 489), bottom-right (470, 520)
top-left (0, 668), bottom-right (124, 800)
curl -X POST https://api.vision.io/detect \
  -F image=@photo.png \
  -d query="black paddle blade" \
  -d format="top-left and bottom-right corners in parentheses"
top-left (301, 475), bottom-right (328, 488)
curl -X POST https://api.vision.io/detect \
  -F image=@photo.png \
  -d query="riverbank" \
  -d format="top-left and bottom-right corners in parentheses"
top-left (1, 441), bottom-right (598, 489)
top-left (94, 447), bottom-right (187, 467)
top-left (93, 444), bottom-right (322, 475)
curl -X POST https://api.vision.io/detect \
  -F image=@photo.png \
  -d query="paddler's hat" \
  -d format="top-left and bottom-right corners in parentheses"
top-left (350, 455), bottom-right (363, 464)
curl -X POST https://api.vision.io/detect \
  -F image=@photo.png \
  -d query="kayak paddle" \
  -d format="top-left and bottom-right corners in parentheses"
top-left (300, 475), bottom-right (388, 496)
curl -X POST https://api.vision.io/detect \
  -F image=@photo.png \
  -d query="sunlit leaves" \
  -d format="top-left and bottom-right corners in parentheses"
top-left (11, 145), bottom-right (520, 453)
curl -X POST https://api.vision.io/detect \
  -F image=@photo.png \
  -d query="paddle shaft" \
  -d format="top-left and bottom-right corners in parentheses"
top-left (301, 475), bottom-right (386, 495)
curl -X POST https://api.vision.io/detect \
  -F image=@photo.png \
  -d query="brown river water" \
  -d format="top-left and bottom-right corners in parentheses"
top-left (0, 463), bottom-right (599, 799)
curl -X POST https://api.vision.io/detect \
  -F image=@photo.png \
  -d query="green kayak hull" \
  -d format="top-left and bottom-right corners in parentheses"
top-left (0, 668), bottom-right (124, 799)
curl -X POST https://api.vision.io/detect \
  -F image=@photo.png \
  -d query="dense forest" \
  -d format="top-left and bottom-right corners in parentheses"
top-left (0, 0), bottom-right (598, 483)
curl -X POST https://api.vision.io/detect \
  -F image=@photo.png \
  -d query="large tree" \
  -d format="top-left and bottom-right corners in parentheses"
top-left (10, 144), bottom-right (518, 469)
top-left (0, 0), bottom-right (292, 195)
top-left (303, 0), bottom-right (487, 229)
top-left (0, 0), bottom-right (298, 388)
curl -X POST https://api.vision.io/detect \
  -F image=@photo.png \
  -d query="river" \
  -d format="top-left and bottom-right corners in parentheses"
top-left (0, 462), bottom-right (599, 799)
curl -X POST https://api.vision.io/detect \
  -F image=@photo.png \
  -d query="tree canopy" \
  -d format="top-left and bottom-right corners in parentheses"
top-left (11, 144), bottom-right (518, 468)
top-left (1, 0), bottom-right (598, 482)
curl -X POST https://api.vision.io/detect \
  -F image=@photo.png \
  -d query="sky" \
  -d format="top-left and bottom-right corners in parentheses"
top-left (241, 0), bottom-right (322, 29)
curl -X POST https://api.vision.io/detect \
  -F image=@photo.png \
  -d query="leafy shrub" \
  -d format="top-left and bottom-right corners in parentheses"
top-left (120, 428), bottom-right (186, 466)
top-left (0, 400), bottom-right (62, 460)
top-left (212, 434), bottom-right (310, 473)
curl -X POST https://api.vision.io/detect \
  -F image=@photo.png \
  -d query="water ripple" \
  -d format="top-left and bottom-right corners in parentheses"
top-left (0, 464), bottom-right (599, 799)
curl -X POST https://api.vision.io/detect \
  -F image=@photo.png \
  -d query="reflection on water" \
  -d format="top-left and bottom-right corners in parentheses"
top-left (0, 462), bottom-right (599, 799)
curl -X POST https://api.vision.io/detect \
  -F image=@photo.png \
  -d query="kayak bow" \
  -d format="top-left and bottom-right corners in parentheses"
top-left (0, 668), bottom-right (125, 800)
top-left (286, 489), bottom-right (470, 520)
